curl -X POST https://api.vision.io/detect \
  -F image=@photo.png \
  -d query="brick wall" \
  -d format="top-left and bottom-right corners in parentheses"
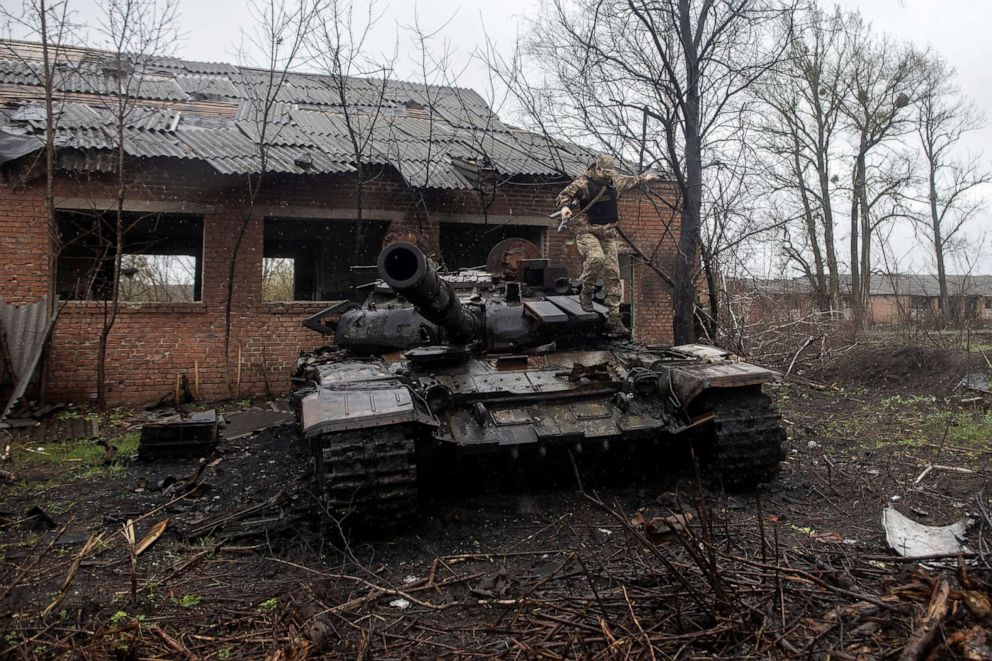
top-left (0, 181), bottom-right (50, 304)
top-left (0, 163), bottom-right (679, 406)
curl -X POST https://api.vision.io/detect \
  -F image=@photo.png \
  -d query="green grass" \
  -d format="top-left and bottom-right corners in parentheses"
top-left (175, 594), bottom-right (201, 608)
top-left (820, 394), bottom-right (992, 452)
top-left (8, 431), bottom-right (140, 481)
top-left (922, 409), bottom-right (992, 447)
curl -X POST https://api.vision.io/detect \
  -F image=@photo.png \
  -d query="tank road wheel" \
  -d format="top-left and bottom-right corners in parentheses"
top-left (313, 425), bottom-right (418, 535)
top-left (699, 390), bottom-right (787, 490)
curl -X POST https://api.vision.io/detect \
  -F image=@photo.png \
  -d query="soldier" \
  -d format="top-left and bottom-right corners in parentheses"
top-left (556, 155), bottom-right (657, 335)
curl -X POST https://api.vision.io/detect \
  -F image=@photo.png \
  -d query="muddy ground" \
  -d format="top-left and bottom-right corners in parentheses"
top-left (1, 342), bottom-right (991, 659)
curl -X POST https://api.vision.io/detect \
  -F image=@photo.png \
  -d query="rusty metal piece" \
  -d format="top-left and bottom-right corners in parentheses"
top-left (485, 238), bottom-right (541, 280)
top-left (565, 362), bottom-right (611, 382)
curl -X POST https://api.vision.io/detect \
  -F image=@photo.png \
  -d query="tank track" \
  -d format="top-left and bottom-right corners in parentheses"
top-left (312, 425), bottom-right (418, 533)
top-left (703, 390), bottom-right (787, 490)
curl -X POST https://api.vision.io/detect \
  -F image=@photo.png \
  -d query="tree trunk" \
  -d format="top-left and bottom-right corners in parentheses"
top-left (351, 162), bottom-right (366, 266)
top-left (700, 240), bottom-right (719, 339)
top-left (39, 0), bottom-right (58, 404)
top-left (929, 174), bottom-right (948, 321)
top-left (858, 175), bottom-right (872, 326)
top-left (816, 153), bottom-right (841, 311)
top-left (39, 0), bottom-right (58, 320)
top-left (849, 144), bottom-right (867, 332)
top-left (673, 0), bottom-right (701, 345)
top-left (96, 98), bottom-right (127, 408)
top-left (224, 176), bottom-right (260, 394)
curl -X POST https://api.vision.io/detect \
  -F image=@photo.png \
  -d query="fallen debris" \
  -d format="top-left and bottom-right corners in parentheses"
top-left (220, 408), bottom-right (293, 441)
top-left (882, 507), bottom-right (973, 559)
top-left (184, 490), bottom-right (299, 540)
top-left (899, 578), bottom-right (950, 661)
top-left (630, 511), bottom-right (695, 544)
top-left (946, 626), bottom-right (992, 661)
top-left (135, 518), bottom-right (170, 556)
top-left (960, 371), bottom-right (991, 396)
top-left (139, 410), bottom-right (219, 459)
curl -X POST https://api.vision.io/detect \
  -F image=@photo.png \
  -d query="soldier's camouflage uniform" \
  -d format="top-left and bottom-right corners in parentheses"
top-left (555, 172), bottom-right (647, 320)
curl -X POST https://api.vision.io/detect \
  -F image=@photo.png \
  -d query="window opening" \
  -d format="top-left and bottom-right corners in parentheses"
top-left (55, 211), bottom-right (203, 302)
top-left (263, 217), bottom-right (388, 301)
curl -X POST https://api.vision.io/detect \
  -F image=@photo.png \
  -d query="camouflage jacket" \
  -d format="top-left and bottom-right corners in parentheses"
top-left (554, 173), bottom-right (646, 212)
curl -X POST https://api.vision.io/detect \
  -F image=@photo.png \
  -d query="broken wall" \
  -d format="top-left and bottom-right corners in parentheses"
top-left (0, 162), bottom-right (679, 406)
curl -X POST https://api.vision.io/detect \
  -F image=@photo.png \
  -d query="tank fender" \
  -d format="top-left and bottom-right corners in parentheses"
top-left (301, 360), bottom-right (437, 437)
top-left (660, 362), bottom-right (778, 408)
top-left (300, 387), bottom-right (436, 438)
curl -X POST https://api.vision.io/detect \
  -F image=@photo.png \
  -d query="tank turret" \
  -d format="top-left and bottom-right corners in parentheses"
top-left (377, 242), bottom-right (481, 344)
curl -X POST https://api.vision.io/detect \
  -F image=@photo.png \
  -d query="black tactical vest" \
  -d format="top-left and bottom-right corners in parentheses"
top-left (583, 180), bottom-right (619, 225)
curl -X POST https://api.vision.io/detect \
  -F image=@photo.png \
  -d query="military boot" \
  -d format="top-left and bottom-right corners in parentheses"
top-left (605, 314), bottom-right (630, 337)
top-left (579, 289), bottom-right (595, 313)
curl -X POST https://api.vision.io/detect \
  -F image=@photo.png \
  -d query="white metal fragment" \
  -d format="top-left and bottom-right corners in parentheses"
top-left (881, 506), bottom-right (973, 558)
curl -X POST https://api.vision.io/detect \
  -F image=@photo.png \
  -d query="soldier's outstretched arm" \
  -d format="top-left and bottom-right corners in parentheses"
top-left (615, 172), bottom-right (658, 196)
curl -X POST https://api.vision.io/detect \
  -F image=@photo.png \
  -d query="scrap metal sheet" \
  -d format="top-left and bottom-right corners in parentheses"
top-left (1, 296), bottom-right (57, 421)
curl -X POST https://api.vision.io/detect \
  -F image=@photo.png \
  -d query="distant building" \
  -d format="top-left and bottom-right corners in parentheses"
top-left (730, 273), bottom-right (992, 325)
top-left (0, 39), bottom-right (680, 406)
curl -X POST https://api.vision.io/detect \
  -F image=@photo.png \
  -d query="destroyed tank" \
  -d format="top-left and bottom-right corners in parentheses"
top-left (292, 239), bottom-right (786, 531)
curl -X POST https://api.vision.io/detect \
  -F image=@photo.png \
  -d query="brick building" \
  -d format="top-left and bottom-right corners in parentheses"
top-left (0, 40), bottom-right (679, 407)
top-left (730, 273), bottom-right (992, 326)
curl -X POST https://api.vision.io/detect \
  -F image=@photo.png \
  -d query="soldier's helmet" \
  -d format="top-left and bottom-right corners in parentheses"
top-left (589, 154), bottom-right (617, 179)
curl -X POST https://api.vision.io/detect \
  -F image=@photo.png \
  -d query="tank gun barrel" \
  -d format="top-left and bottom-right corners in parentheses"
top-left (377, 242), bottom-right (481, 344)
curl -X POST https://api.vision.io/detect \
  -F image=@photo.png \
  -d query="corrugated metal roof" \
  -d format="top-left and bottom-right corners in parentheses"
top-left (55, 127), bottom-right (112, 150)
top-left (125, 106), bottom-right (180, 131)
top-left (859, 274), bottom-right (992, 298)
top-left (0, 39), bottom-right (594, 187)
top-left (125, 128), bottom-right (196, 159)
top-left (0, 58), bottom-right (42, 85)
top-left (177, 125), bottom-right (258, 161)
top-left (265, 144), bottom-right (354, 174)
top-left (175, 74), bottom-right (241, 98)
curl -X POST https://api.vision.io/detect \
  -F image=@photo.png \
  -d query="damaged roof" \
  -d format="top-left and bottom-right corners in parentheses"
top-left (0, 39), bottom-right (592, 189)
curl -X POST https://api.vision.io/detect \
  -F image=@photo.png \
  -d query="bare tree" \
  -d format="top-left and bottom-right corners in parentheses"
top-left (2, 2), bottom-right (78, 317)
top-left (755, 6), bottom-right (855, 312)
top-left (513, 0), bottom-right (795, 343)
top-left (913, 53), bottom-right (990, 322)
top-left (226, 0), bottom-right (321, 392)
top-left (405, 9), bottom-right (542, 254)
top-left (385, 8), bottom-right (456, 255)
top-left (91, 0), bottom-right (180, 407)
top-left (839, 22), bottom-right (924, 331)
top-left (307, 0), bottom-right (395, 265)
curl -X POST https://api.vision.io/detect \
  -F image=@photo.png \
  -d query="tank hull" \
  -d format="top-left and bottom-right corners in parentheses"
top-left (292, 243), bottom-right (787, 533)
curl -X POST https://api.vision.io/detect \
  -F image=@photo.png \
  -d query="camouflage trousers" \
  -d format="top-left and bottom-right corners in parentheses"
top-left (575, 221), bottom-right (621, 317)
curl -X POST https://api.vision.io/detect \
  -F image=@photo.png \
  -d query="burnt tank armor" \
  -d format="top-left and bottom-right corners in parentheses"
top-left (293, 240), bottom-right (786, 532)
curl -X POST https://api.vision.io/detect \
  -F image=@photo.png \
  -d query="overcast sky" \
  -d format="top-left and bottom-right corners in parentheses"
top-left (9, 0), bottom-right (992, 273)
